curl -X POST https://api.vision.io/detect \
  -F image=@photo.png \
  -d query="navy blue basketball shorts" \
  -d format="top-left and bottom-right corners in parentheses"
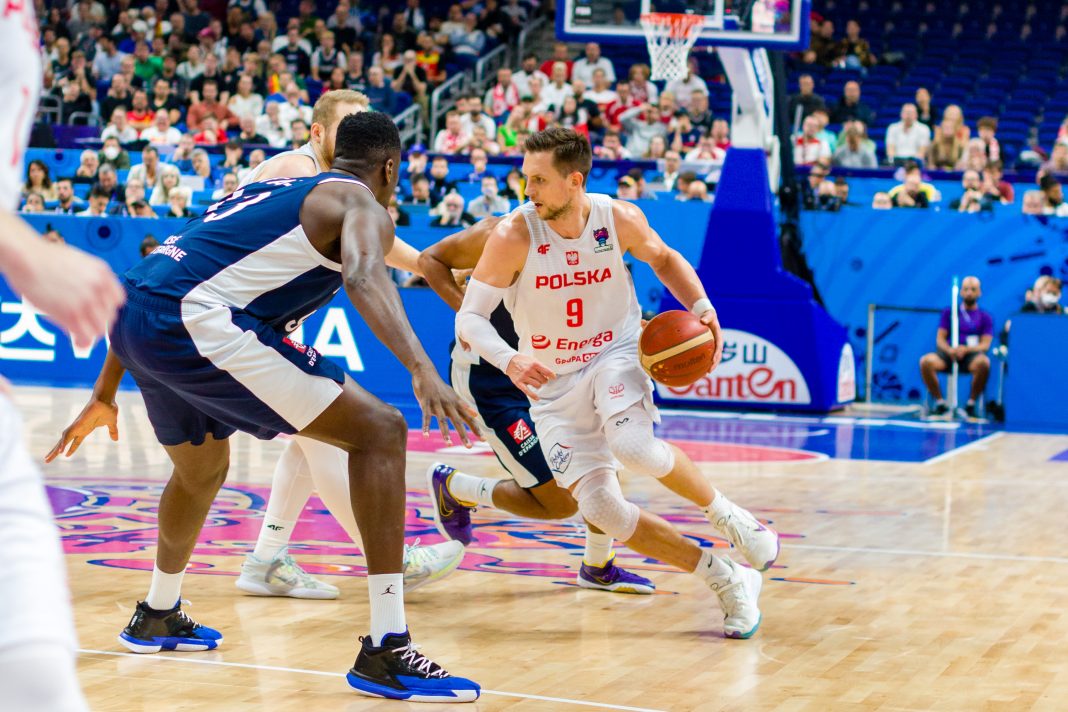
top-left (110, 289), bottom-right (346, 447)
top-left (450, 351), bottom-right (554, 488)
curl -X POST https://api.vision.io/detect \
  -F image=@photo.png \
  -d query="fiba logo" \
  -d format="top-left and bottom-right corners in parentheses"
top-left (531, 334), bottom-right (551, 349)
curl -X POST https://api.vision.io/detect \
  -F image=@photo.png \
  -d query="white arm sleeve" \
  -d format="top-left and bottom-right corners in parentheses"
top-left (457, 278), bottom-right (519, 373)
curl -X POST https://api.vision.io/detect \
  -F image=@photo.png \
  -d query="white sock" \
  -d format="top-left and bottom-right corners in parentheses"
top-left (253, 439), bottom-right (315, 560)
top-left (692, 548), bottom-right (733, 586)
top-left (445, 469), bottom-right (498, 508)
top-left (368, 573), bottom-right (407, 646)
top-left (145, 563), bottom-right (184, 610)
top-left (702, 488), bottom-right (731, 521)
top-left (583, 530), bottom-right (614, 567)
top-left (296, 436), bottom-right (362, 545)
top-left (252, 515), bottom-right (296, 560)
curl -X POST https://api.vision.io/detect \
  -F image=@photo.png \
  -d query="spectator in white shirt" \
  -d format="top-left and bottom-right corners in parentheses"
top-left (255, 101), bottom-right (290, 147)
top-left (227, 74), bottom-right (264, 121)
top-left (542, 62), bottom-right (574, 111)
top-left (794, 115), bottom-right (832, 165)
top-left (459, 95), bottom-right (497, 138)
top-left (78, 186), bottom-right (112, 217)
top-left (513, 53), bottom-right (548, 97)
top-left (665, 57), bottom-right (709, 110)
top-left (434, 111), bottom-right (469, 154)
top-left (467, 175), bottom-right (511, 217)
top-left (572, 42), bottom-right (616, 86)
top-left (583, 68), bottom-right (618, 109)
top-left (140, 111), bottom-right (182, 145)
top-left (101, 107), bottom-right (139, 143)
top-left (885, 103), bottom-right (932, 166)
top-left (277, 82), bottom-right (313, 128)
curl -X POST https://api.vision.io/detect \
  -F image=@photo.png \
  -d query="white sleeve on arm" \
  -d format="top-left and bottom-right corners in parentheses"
top-left (457, 278), bottom-right (519, 373)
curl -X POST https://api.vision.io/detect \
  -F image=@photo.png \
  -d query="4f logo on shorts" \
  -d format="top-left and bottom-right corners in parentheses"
top-left (548, 443), bottom-right (572, 474)
top-left (566, 251), bottom-right (579, 266)
top-left (593, 227), bottom-right (612, 253)
top-left (507, 418), bottom-right (532, 444)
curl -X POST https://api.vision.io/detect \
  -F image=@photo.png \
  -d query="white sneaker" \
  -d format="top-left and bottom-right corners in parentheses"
top-left (711, 558), bottom-right (762, 639)
top-left (403, 539), bottom-right (465, 593)
top-left (235, 548), bottom-right (340, 600)
top-left (710, 498), bottom-right (780, 571)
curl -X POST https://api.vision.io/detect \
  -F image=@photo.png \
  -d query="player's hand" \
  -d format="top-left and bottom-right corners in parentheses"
top-left (44, 398), bottom-right (119, 463)
top-left (698, 307), bottom-right (725, 371)
top-left (506, 354), bottom-right (555, 401)
top-left (6, 240), bottom-right (125, 349)
top-left (411, 365), bottom-right (481, 447)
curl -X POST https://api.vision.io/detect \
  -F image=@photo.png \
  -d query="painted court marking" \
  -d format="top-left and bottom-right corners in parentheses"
top-left (789, 543), bottom-right (1068, 565)
top-left (923, 431), bottom-right (1004, 466)
top-left (77, 649), bottom-right (666, 712)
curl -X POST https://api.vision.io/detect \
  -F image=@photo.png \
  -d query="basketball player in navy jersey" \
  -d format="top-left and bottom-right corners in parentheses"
top-left (419, 217), bottom-right (656, 593)
top-left (52, 112), bottom-right (481, 702)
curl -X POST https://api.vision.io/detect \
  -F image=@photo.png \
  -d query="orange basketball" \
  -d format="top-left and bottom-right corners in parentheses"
top-left (639, 310), bottom-right (715, 387)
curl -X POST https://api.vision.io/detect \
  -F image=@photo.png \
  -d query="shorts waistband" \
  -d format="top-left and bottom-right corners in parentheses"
top-left (122, 285), bottom-right (189, 315)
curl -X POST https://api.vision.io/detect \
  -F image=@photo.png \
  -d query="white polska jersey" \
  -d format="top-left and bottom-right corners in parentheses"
top-left (239, 142), bottom-right (322, 187)
top-left (512, 194), bottom-right (642, 375)
top-left (0, 1), bottom-right (42, 210)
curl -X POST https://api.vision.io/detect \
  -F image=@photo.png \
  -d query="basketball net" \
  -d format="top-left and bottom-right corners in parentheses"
top-left (640, 13), bottom-right (706, 82)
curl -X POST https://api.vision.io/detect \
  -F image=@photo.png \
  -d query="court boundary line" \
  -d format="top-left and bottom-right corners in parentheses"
top-left (789, 543), bottom-right (1068, 565)
top-left (77, 649), bottom-right (666, 712)
top-left (923, 431), bottom-right (1004, 465)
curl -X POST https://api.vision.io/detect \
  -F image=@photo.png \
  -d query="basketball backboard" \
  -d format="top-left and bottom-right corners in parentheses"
top-left (557, 0), bottom-right (810, 51)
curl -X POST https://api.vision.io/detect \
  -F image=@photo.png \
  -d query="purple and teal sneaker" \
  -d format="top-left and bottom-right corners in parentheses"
top-left (426, 463), bottom-right (474, 546)
top-left (577, 555), bottom-right (656, 594)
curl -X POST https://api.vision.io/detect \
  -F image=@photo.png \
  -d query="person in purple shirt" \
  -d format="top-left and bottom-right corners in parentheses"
top-left (920, 276), bottom-right (994, 417)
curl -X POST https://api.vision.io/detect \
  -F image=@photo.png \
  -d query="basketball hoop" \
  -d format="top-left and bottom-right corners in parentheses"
top-left (640, 12), bottom-right (706, 82)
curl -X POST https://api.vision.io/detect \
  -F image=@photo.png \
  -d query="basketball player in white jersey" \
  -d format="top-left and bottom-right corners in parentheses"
top-left (457, 128), bottom-right (778, 638)
top-left (0, 2), bottom-right (125, 708)
top-left (50, 91), bottom-right (465, 599)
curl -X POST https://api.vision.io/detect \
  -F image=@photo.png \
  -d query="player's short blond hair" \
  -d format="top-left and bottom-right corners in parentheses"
top-left (312, 90), bottom-right (370, 130)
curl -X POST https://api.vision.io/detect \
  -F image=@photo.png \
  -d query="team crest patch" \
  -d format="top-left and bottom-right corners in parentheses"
top-left (548, 443), bottom-right (573, 474)
top-left (566, 250), bottom-right (579, 266)
top-left (593, 227), bottom-right (612, 253)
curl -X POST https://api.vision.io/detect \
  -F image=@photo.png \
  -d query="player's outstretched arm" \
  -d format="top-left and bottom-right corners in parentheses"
top-left (335, 202), bottom-right (480, 445)
top-left (384, 234), bottom-right (425, 276)
top-left (419, 216), bottom-right (501, 311)
top-left (45, 350), bottom-right (124, 462)
top-left (615, 200), bottom-right (725, 370)
top-left (457, 216), bottom-right (554, 399)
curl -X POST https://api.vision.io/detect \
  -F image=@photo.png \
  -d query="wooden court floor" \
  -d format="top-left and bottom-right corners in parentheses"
top-left (17, 386), bottom-right (1068, 711)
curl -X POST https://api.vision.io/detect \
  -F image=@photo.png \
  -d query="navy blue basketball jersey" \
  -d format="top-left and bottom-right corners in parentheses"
top-left (125, 173), bottom-right (371, 333)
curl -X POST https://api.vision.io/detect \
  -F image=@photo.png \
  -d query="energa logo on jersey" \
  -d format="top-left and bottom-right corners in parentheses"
top-left (656, 329), bottom-right (812, 405)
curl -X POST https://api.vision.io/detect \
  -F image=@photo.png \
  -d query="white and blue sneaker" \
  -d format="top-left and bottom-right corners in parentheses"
top-left (119, 601), bottom-right (223, 653)
top-left (236, 548), bottom-right (340, 600)
top-left (347, 631), bottom-right (480, 703)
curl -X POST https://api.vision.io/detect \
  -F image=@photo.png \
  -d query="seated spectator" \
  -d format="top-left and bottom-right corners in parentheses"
top-left (129, 199), bottom-right (158, 218)
top-left (404, 173), bottom-right (435, 206)
top-left (833, 124), bottom-right (877, 167)
top-left (628, 63), bottom-right (658, 105)
top-left (362, 66), bottom-right (396, 112)
top-left (212, 172), bottom-right (239, 200)
top-left (276, 81), bottom-right (312, 127)
top-left (794, 115), bottom-right (831, 166)
top-left (950, 170), bottom-right (994, 213)
top-left (556, 95), bottom-right (590, 135)
top-left (393, 49), bottom-right (430, 111)
top-left (787, 74), bottom-right (826, 124)
top-left (150, 165), bottom-right (182, 205)
top-left (651, 150), bottom-right (682, 190)
top-left (616, 175), bottom-right (638, 200)
top-left (463, 125), bottom-right (501, 156)
top-left (228, 74), bottom-right (264, 120)
top-left (811, 109), bottom-right (837, 152)
top-left (889, 162), bottom-right (938, 208)
top-left (140, 235), bottom-right (160, 257)
top-left (149, 78), bottom-right (182, 126)
top-left (809, 18), bottom-right (837, 65)
top-left (926, 119), bottom-right (965, 170)
top-left (830, 81), bottom-right (874, 126)
top-left (73, 149), bottom-right (100, 185)
top-left (126, 89), bottom-right (155, 133)
top-left (1040, 141), bottom-right (1068, 177)
top-left (467, 175), bottom-right (510, 217)
top-left (485, 67), bottom-right (520, 119)
top-left (871, 191), bottom-right (893, 209)
top-left (833, 19), bottom-right (875, 68)
top-left (573, 43), bottom-right (616, 86)
top-left (450, 13), bottom-right (486, 58)
top-left (342, 52), bottom-right (366, 90)
top-left (236, 115), bottom-right (270, 146)
top-left (956, 138), bottom-right (988, 172)
top-left (665, 57), bottom-right (708, 110)
top-left (190, 148), bottom-right (219, 189)
top-left (460, 95), bottom-right (496, 138)
top-left (915, 87), bottom-right (937, 130)
top-left (620, 103), bottom-right (667, 157)
top-left (170, 134), bottom-right (199, 173)
top-left (194, 115), bottom-right (228, 145)
top-left (78, 185), bottom-right (112, 217)
top-left (710, 119), bottom-right (731, 152)
top-left (584, 69), bottom-right (618, 113)
top-left (919, 276), bottom-right (993, 418)
top-left (627, 168), bottom-right (658, 200)
top-left (406, 144), bottom-right (428, 180)
top-left (100, 74), bottom-right (134, 125)
top-left (543, 62), bottom-right (574, 111)
top-left (187, 79), bottom-right (237, 131)
top-left (140, 111), bottom-right (182, 145)
top-left (500, 0), bottom-right (529, 39)
top-left (387, 197), bottom-right (411, 227)
top-left (373, 33), bottom-right (403, 75)
top-left (1040, 174), bottom-right (1068, 216)
top-left (1022, 189), bottom-right (1047, 215)
top-left (427, 156), bottom-right (457, 203)
top-left (982, 160), bottom-right (1014, 204)
top-left (289, 119), bottom-right (311, 148)
top-left (128, 145), bottom-right (163, 190)
top-left (685, 180), bottom-right (712, 202)
top-left (594, 130), bottom-right (632, 160)
top-left (674, 171), bottom-right (698, 199)
top-left (668, 112), bottom-right (701, 152)
top-left (834, 177), bottom-right (855, 206)
top-left (886, 103), bottom-right (931, 166)
top-left (60, 82), bottom-right (94, 125)
top-left (94, 164), bottom-right (126, 204)
top-left (976, 117), bottom-right (1000, 164)
top-left (539, 42), bottom-right (573, 80)
top-left (434, 111), bottom-right (469, 154)
top-left (220, 140), bottom-right (245, 173)
top-left (256, 102), bottom-right (290, 148)
top-left (21, 193), bottom-right (45, 213)
top-left (431, 192), bottom-right (476, 227)
top-left (101, 107), bottom-right (140, 144)
top-left (168, 186), bottom-right (196, 218)
top-left (52, 179), bottom-right (84, 214)
top-left (23, 160), bottom-right (57, 202)
top-left (644, 134), bottom-right (668, 161)
top-left (513, 52), bottom-right (548, 97)
top-left (604, 82), bottom-right (639, 132)
top-left (1021, 276), bottom-right (1064, 314)
top-left (500, 168), bottom-right (525, 201)
top-left (311, 30), bottom-right (345, 81)
top-left (463, 148), bottom-right (490, 183)
top-left (122, 178), bottom-right (146, 216)
top-left (685, 135), bottom-right (725, 163)
top-left (98, 137), bottom-right (131, 170)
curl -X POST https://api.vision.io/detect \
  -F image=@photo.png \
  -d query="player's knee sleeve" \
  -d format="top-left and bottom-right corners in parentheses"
top-left (604, 405), bottom-right (675, 478)
top-left (572, 469), bottom-right (640, 541)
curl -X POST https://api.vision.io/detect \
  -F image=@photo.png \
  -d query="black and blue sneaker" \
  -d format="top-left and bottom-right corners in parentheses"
top-left (118, 601), bottom-right (223, 654)
top-left (346, 631), bottom-right (480, 703)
